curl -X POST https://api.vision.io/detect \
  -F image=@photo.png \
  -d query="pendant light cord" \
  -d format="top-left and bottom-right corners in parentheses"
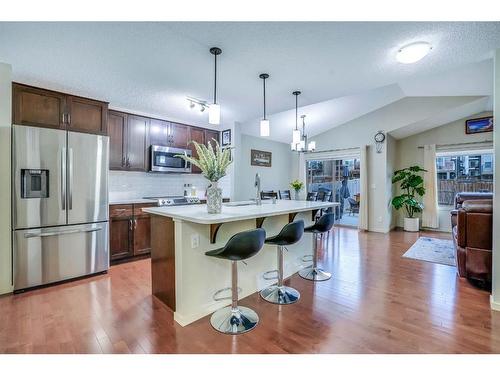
top-left (263, 77), bottom-right (266, 120)
top-left (295, 94), bottom-right (298, 130)
top-left (213, 53), bottom-right (217, 104)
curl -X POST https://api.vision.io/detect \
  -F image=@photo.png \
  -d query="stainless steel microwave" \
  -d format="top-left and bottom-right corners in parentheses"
top-left (150, 145), bottom-right (192, 173)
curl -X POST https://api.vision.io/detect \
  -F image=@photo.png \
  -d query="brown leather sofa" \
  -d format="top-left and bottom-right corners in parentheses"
top-left (452, 199), bottom-right (493, 284)
top-left (450, 192), bottom-right (493, 229)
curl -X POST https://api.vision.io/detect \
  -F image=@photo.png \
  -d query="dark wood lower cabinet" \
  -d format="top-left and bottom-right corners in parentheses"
top-left (133, 216), bottom-right (152, 256)
top-left (110, 203), bottom-right (154, 264)
top-left (110, 216), bottom-right (133, 261)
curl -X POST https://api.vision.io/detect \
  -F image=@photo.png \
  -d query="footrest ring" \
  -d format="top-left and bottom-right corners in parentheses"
top-left (213, 286), bottom-right (242, 301)
top-left (262, 270), bottom-right (279, 280)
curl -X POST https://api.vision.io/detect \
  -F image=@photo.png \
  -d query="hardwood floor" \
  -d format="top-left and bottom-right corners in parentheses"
top-left (1, 228), bottom-right (499, 354)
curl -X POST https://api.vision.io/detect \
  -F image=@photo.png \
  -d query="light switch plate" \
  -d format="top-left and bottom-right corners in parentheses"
top-left (191, 234), bottom-right (200, 248)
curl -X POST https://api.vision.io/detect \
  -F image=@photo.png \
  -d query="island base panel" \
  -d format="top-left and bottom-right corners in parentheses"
top-left (151, 215), bottom-right (176, 311)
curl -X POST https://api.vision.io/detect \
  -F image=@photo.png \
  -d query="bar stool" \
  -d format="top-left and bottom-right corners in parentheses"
top-left (260, 220), bottom-right (304, 304)
top-left (299, 213), bottom-right (335, 281)
top-left (205, 228), bottom-right (266, 335)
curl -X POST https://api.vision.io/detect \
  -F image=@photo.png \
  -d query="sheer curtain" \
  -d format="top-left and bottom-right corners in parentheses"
top-left (422, 144), bottom-right (439, 228)
top-left (358, 145), bottom-right (368, 230)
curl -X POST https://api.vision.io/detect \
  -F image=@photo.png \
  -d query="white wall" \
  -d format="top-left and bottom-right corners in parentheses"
top-left (308, 97), bottom-right (473, 232)
top-left (233, 133), bottom-right (293, 201)
top-left (0, 62), bottom-right (12, 295)
top-left (492, 49), bottom-right (500, 311)
top-left (394, 111), bottom-right (493, 232)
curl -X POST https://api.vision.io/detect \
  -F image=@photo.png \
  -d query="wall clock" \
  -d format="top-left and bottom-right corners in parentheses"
top-left (374, 131), bottom-right (385, 153)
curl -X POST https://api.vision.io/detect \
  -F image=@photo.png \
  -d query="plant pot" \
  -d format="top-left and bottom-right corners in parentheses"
top-left (404, 217), bottom-right (419, 232)
top-left (294, 190), bottom-right (300, 200)
top-left (206, 181), bottom-right (222, 214)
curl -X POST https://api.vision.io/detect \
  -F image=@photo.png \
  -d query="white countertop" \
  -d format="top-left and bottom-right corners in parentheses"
top-left (143, 200), bottom-right (339, 225)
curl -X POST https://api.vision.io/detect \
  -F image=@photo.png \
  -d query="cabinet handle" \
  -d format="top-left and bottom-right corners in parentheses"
top-left (61, 113), bottom-right (66, 124)
top-left (129, 219), bottom-right (133, 231)
top-left (134, 219), bottom-right (137, 230)
top-left (67, 113), bottom-right (71, 125)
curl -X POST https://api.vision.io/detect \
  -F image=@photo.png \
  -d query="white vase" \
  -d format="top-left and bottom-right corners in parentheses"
top-left (206, 181), bottom-right (222, 214)
top-left (294, 190), bottom-right (300, 200)
top-left (404, 217), bottom-right (419, 232)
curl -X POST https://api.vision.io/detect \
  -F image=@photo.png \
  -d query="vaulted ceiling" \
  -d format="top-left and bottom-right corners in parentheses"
top-left (0, 22), bottom-right (498, 140)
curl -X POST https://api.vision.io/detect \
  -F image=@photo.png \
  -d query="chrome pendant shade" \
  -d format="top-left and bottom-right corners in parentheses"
top-left (259, 73), bottom-right (270, 137)
top-left (209, 47), bottom-right (222, 125)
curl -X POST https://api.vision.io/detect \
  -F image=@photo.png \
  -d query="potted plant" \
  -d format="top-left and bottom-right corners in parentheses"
top-left (176, 140), bottom-right (232, 214)
top-left (290, 180), bottom-right (305, 200)
top-left (391, 166), bottom-right (427, 232)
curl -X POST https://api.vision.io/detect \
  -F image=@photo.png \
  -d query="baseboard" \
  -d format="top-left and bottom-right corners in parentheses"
top-left (490, 295), bottom-right (500, 311)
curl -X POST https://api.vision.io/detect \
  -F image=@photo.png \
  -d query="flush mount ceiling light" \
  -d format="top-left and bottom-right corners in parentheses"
top-left (259, 73), bottom-right (270, 137)
top-left (396, 42), bottom-right (432, 64)
top-left (208, 47), bottom-right (222, 125)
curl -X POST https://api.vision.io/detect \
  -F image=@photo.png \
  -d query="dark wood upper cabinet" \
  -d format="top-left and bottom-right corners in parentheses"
top-left (127, 115), bottom-right (149, 171)
top-left (13, 83), bottom-right (65, 129)
top-left (66, 96), bottom-right (108, 135)
top-left (108, 111), bottom-right (128, 170)
top-left (189, 127), bottom-right (205, 174)
top-left (13, 83), bottom-right (108, 135)
top-left (171, 123), bottom-right (189, 148)
top-left (148, 118), bottom-right (170, 147)
top-left (205, 129), bottom-right (219, 147)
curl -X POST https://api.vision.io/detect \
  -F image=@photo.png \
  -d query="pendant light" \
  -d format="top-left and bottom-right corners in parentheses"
top-left (208, 47), bottom-right (222, 125)
top-left (259, 73), bottom-right (270, 137)
top-left (291, 91), bottom-right (302, 150)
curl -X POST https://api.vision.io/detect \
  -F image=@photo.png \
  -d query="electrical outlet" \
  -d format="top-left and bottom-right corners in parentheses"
top-left (191, 234), bottom-right (200, 248)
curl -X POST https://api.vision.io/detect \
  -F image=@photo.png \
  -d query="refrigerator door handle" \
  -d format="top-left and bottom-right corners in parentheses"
top-left (24, 227), bottom-right (102, 238)
top-left (68, 148), bottom-right (73, 210)
top-left (61, 147), bottom-right (66, 210)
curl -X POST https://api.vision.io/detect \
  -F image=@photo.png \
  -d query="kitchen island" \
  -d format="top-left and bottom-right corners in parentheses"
top-left (143, 200), bottom-right (339, 326)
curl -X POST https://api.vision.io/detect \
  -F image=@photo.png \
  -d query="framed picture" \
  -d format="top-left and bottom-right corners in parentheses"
top-left (465, 116), bottom-right (493, 134)
top-left (250, 149), bottom-right (272, 167)
top-left (221, 129), bottom-right (231, 146)
top-left (222, 146), bottom-right (233, 162)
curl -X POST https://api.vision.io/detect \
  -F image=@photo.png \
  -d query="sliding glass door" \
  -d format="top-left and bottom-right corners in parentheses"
top-left (306, 156), bottom-right (360, 226)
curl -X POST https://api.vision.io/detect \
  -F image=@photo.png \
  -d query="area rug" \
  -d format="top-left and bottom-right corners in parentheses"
top-left (402, 236), bottom-right (456, 267)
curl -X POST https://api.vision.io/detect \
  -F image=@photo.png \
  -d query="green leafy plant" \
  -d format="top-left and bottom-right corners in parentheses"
top-left (290, 179), bottom-right (304, 192)
top-left (175, 139), bottom-right (232, 182)
top-left (391, 166), bottom-right (427, 218)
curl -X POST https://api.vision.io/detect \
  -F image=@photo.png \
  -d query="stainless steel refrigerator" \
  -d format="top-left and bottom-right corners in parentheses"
top-left (12, 125), bottom-right (109, 291)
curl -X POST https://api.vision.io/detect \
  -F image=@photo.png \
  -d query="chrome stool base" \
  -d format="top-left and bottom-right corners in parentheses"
top-left (299, 266), bottom-right (331, 281)
top-left (260, 285), bottom-right (300, 305)
top-left (210, 306), bottom-right (259, 334)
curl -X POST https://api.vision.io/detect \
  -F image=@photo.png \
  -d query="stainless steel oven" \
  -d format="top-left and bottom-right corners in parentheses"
top-left (150, 145), bottom-right (192, 173)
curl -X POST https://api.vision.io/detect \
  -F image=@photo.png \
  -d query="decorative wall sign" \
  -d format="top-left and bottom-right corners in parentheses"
top-left (221, 129), bottom-right (231, 146)
top-left (465, 116), bottom-right (493, 134)
top-left (250, 149), bottom-right (272, 167)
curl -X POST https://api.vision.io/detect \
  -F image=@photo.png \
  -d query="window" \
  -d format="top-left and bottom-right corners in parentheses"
top-left (436, 151), bottom-right (494, 206)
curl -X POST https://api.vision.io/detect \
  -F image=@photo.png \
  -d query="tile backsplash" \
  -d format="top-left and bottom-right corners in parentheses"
top-left (109, 171), bottom-right (231, 201)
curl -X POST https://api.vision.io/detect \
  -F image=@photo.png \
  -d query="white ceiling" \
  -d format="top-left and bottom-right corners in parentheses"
top-left (0, 22), bottom-right (499, 137)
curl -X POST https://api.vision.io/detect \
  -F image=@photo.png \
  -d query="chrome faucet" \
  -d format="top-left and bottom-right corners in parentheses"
top-left (255, 173), bottom-right (262, 205)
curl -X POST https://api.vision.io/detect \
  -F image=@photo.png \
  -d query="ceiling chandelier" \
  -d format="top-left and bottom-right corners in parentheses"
top-left (208, 47), bottom-right (222, 125)
top-left (290, 91), bottom-right (315, 152)
top-left (259, 73), bottom-right (270, 137)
